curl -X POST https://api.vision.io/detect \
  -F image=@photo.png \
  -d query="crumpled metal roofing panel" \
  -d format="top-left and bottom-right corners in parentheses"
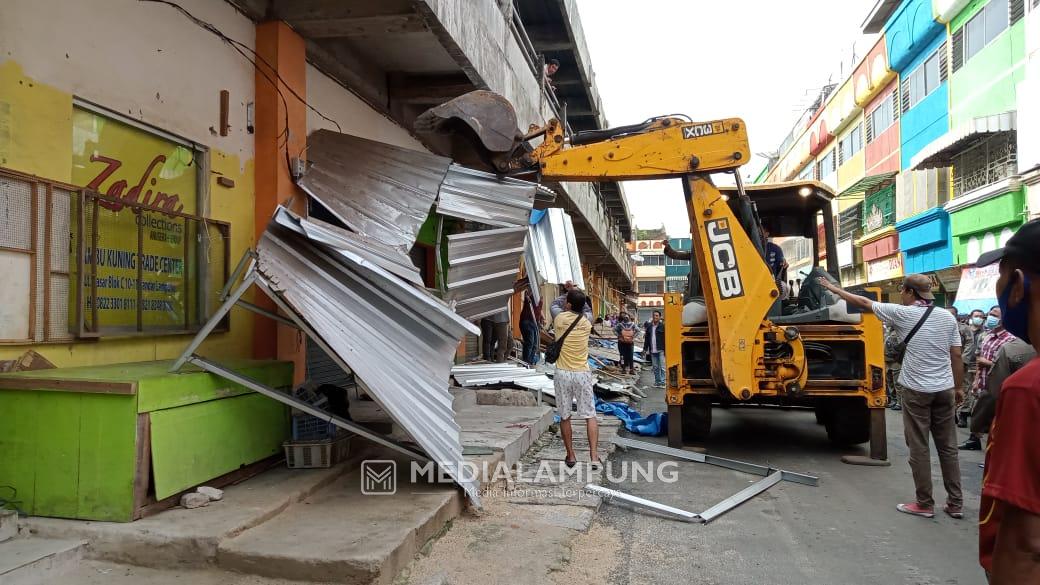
top-left (437, 165), bottom-right (537, 227)
top-left (272, 207), bottom-right (424, 287)
top-left (525, 208), bottom-right (585, 289)
top-left (445, 226), bottom-right (528, 321)
top-left (298, 130), bottom-right (451, 250)
top-left (257, 219), bottom-right (481, 504)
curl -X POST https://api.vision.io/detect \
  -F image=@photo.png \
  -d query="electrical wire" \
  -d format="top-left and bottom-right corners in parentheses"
top-left (139, 0), bottom-right (345, 166)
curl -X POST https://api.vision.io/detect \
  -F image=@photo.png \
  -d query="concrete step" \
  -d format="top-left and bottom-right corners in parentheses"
top-left (456, 404), bottom-right (554, 467)
top-left (216, 451), bottom-right (462, 585)
top-left (450, 387), bottom-right (476, 412)
top-left (20, 456), bottom-right (362, 569)
top-left (0, 537), bottom-right (87, 585)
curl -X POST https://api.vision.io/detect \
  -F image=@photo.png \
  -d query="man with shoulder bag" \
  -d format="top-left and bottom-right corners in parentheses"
top-left (547, 289), bottom-right (599, 467)
top-left (819, 273), bottom-right (964, 520)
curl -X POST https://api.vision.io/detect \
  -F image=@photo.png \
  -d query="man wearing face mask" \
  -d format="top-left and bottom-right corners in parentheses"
top-left (971, 218), bottom-right (1040, 584)
top-left (959, 307), bottom-right (1015, 451)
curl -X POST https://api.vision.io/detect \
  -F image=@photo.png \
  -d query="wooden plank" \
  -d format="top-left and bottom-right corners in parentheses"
top-left (0, 390), bottom-right (41, 513)
top-left (77, 393), bottom-right (138, 521)
top-left (134, 455), bottom-right (283, 520)
top-left (148, 394), bottom-right (288, 500)
top-left (0, 377), bottom-right (135, 394)
top-left (132, 414), bottom-right (152, 520)
top-left (33, 392), bottom-right (82, 518)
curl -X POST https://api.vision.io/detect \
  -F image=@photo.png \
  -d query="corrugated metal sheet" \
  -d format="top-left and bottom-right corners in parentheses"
top-left (257, 218), bottom-right (481, 504)
top-left (526, 208), bottom-right (585, 289)
top-left (437, 165), bottom-right (536, 227)
top-left (298, 130), bottom-right (450, 250)
top-left (272, 207), bottom-right (423, 286)
top-left (446, 226), bottom-right (528, 320)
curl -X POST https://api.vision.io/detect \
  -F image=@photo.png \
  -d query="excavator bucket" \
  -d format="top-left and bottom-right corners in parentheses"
top-left (414, 90), bottom-right (522, 156)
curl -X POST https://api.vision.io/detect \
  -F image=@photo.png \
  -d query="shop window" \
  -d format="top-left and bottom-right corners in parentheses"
top-left (904, 50), bottom-right (941, 111)
top-left (797, 163), bottom-right (814, 181)
top-left (665, 279), bottom-right (686, 293)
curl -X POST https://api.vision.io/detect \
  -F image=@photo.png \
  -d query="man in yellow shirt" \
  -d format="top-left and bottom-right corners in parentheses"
top-left (552, 289), bottom-right (599, 466)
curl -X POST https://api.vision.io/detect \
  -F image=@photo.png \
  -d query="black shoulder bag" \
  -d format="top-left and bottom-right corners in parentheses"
top-left (545, 312), bottom-right (583, 364)
top-left (892, 305), bottom-right (935, 363)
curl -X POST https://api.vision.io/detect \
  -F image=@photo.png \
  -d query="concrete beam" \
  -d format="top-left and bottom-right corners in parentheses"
top-left (289, 14), bottom-right (428, 38)
top-left (526, 26), bottom-right (575, 51)
top-left (225, 0), bottom-right (271, 21)
top-left (306, 38), bottom-right (389, 115)
top-left (271, 0), bottom-right (414, 21)
top-left (388, 74), bottom-right (474, 105)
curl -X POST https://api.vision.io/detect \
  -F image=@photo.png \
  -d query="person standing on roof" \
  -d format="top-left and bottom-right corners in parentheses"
top-left (971, 219), bottom-right (1040, 584)
top-left (552, 289), bottom-right (600, 467)
top-left (819, 273), bottom-right (964, 520)
top-left (550, 280), bottom-right (592, 323)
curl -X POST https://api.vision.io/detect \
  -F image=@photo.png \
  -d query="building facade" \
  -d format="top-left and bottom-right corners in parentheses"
top-left (760, 0), bottom-right (1037, 309)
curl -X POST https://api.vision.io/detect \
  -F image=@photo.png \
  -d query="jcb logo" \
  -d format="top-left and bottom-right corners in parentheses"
top-left (705, 219), bottom-right (744, 299)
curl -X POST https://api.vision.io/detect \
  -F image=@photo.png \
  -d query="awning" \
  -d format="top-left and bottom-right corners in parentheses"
top-left (259, 207), bottom-right (482, 504)
top-left (445, 226), bottom-right (528, 320)
top-left (911, 112), bottom-right (1017, 170)
top-left (525, 208), bottom-right (585, 289)
top-left (836, 172), bottom-right (897, 199)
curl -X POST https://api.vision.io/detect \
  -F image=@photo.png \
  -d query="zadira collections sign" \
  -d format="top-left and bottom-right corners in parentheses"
top-left (70, 107), bottom-right (198, 333)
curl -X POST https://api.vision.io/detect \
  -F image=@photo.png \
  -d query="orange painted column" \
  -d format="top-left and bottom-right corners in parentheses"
top-left (253, 20), bottom-right (308, 382)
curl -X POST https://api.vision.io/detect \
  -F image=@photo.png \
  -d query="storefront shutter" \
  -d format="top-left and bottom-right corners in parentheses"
top-left (951, 28), bottom-right (964, 72)
top-left (938, 40), bottom-right (948, 82)
top-left (1010, 0), bottom-right (1024, 23)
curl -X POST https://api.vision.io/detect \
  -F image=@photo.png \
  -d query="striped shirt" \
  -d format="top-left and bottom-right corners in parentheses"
top-left (973, 329), bottom-right (1016, 394)
top-left (871, 302), bottom-right (961, 393)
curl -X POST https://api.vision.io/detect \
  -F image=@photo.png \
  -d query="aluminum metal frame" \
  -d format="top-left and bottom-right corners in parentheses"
top-left (612, 437), bottom-right (819, 486)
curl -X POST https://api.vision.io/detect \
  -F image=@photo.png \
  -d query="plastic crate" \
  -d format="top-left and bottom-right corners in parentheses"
top-left (291, 413), bottom-right (337, 440)
top-left (283, 434), bottom-right (353, 469)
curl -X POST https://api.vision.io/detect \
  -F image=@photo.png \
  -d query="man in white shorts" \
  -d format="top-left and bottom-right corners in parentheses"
top-left (552, 289), bottom-right (599, 466)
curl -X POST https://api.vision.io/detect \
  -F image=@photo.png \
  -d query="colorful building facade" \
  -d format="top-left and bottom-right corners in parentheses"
top-left (760, 0), bottom-right (1036, 309)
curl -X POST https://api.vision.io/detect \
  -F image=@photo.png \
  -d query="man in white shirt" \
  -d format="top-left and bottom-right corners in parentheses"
top-left (819, 273), bottom-right (964, 520)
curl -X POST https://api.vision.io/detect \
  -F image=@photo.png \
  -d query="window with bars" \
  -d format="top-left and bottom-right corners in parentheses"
top-left (952, 133), bottom-right (1018, 198)
top-left (0, 169), bottom-right (230, 342)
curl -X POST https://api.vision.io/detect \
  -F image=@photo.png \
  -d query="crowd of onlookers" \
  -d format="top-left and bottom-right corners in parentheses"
top-left (822, 219), bottom-right (1040, 584)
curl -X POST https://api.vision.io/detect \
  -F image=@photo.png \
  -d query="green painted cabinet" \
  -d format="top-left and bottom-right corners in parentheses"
top-left (0, 359), bottom-right (291, 521)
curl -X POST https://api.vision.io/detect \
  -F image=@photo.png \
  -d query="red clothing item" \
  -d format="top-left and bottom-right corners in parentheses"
top-left (979, 356), bottom-right (1040, 573)
top-left (973, 329), bottom-right (1016, 394)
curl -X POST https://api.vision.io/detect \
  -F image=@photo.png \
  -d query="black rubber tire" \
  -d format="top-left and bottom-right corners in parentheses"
top-left (814, 407), bottom-right (829, 425)
top-left (681, 396), bottom-right (712, 442)
top-left (824, 398), bottom-right (871, 445)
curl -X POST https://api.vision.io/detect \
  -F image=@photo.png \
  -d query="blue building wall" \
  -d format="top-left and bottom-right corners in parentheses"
top-left (899, 32), bottom-right (949, 168)
top-left (896, 208), bottom-right (953, 273)
top-left (665, 238), bottom-right (691, 278)
top-left (883, 0), bottom-right (945, 72)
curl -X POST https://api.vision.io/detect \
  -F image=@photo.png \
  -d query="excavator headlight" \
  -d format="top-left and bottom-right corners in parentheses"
top-left (798, 186), bottom-right (813, 197)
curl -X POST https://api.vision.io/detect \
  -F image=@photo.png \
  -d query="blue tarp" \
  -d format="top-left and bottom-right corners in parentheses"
top-left (529, 208), bottom-right (547, 225)
top-left (596, 400), bottom-right (668, 436)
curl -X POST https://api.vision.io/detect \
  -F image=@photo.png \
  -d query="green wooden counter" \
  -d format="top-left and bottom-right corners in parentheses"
top-left (0, 359), bottom-right (292, 522)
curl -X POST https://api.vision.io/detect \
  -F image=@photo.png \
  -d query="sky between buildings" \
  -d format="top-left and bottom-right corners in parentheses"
top-left (577, 0), bottom-right (878, 236)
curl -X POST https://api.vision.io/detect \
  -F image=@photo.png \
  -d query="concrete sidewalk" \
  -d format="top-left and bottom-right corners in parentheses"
top-left (20, 398), bottom-right (554, 584)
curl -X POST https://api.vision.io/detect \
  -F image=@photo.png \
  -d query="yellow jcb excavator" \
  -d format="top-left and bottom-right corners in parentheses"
top-left (417, 91), bottom-right (888, 461)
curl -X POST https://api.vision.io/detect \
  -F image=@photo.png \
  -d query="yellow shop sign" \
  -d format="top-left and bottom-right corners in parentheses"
top-left (70, 107), bottom-right (200, 333)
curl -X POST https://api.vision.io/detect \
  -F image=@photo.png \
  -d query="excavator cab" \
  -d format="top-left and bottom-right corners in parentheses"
top-left (667, 180), bottom-right (887, 452)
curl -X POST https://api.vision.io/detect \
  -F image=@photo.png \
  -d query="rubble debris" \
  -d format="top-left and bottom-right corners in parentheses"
top-left (179, 492), bottom-right (210, 509)
top-left (196, 486), bottom-right (223, 501)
